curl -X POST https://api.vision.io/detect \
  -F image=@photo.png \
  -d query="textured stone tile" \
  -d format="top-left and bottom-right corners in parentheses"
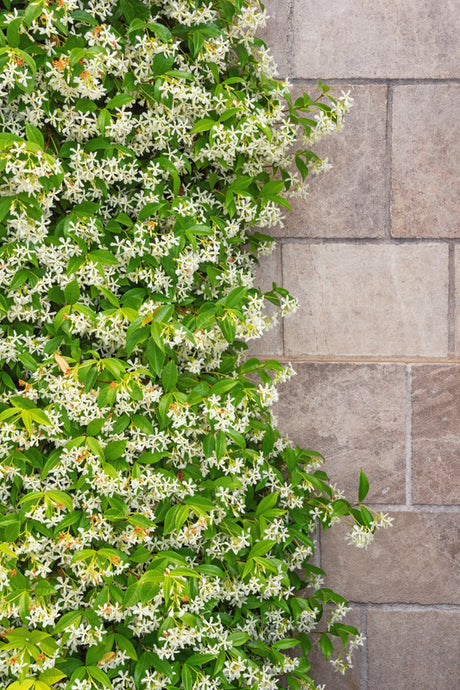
top-left (454, 247), bottom-right (460, 354)
top-left (321, 511), bottom-right (460, 604)
top-left (411, 366), bottom-right (460, 504)
top-left (274, 363), bottom-right (406, 503)
top-left (309, 608), bottom-right (362, 690)
top-left (392, 84), bottom-right (460, 238)
top-left (293, 0), bottom-right (460, 78)
top-left (275, 85), bottom-right (387, 239)
top-left (246, 247), bottom-right (282, 356)
top-left (282, 244), bottom-right (449, 357)
top-left (367, 610), bottom-right (460, 689)
top-left (256, 0), bottom-right (292, 77)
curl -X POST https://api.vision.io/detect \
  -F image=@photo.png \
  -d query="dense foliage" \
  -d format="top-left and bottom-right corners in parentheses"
top-left (0, 1), bottom-right (392, 689)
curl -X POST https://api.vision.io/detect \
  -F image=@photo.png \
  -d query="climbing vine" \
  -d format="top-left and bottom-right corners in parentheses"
top-left (0, 1), bottom-right (391, 689)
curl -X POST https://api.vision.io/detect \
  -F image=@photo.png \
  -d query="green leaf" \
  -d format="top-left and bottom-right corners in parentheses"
top-left (0, 195), bottom-right (13, 222)
top-left (106, 93), bottom-right (134, 109)
top-left (97, 109), bottom-right (112, 134)
top-left (46, 490), bottom-right (73, 511)
top-left (208, 379), bottom-right (238, 397)
top-left (164, 504), bottom-right (189, 534)
top-left (64, 279), bottom-right (80, 305)
top-left (186, 652), bottom-right (216, 665)
top-left (7, 17), bottom-right (23, 49)
top-left (273, 638), bottom-right (299, 649)
top-left (88, 249), bottom-right (118, 265)
top-left (145, 340), bottom-right (165, 376)
top-left (215, 430), bottom-right (227, 460)
top-left (358, 469), bottom-right (370, 502)
top-left (115, 633), bottom-right (137, 660)
top-left (0, 407), bottom-right (19, 423)
top-left (26, 123), bottom-right (45, 150)
top-left (152, 52), bottom-right (175, 76)
top-left (54, 610), bottom-right (83, 635)
top-left (35, 681), bottom-right (51, 690)
top-left (190, 118), bottom-right (217, 134)
top-left (262, 425), bottom-right (275, 455)
top-left (181, 665), bottom-right (193, 690)
top-left (104, 440), bottom-right (127, 461)
top-left (86, 666), bottom-right (112, 688)
top-left (30, 408), bottom-right (51, 426)
top-left (138, 201), bottom-right (161, 221)
top-left (39, 668), bottom-right (67, 685)
top-left (226, 428), bottom-right (246, 448)
top-left (331, 499), bottom-right (351, 517)
top-left (227, 631), bottom-right (250, 646)
top-left (87, 436), bottom-right (104, 458)
top-left (225, 286), bottom-right (248, 309)
top-left (134, 652), bottom-right (152, 689)
top-left (161, 360), bottom-right (178, 392)
top-left (219, 316), bottom-right (236, 343)
top-left (71, 549), bottom-right (96, 564)
top-left (10, 396), bottom-right (35, 410)
top-left (255, 492), bottom-right (278, 516)
top-left (6, 681), bottom-right (35, 690)
top-left (287, 676), bottom-right (301, 690)
top-left (147, 21), bottom-right (172, 42)
top-left (248, 540), bottom-right (276, 559)
top-left (25, 0), bottom-right (45, 27)
top-left (320, 633), bottom-right (334, 660)
top-left (18, 352), bottom-right (38, 372)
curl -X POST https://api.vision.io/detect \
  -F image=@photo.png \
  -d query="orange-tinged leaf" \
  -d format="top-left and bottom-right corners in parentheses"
top-left (54, 353), bottom-right (71, 375)
top-left (97, 651), bottom-right (117, 666)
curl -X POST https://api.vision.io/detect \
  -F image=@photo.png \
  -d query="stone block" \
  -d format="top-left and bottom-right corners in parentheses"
top-left (321, 511), bottom-right (460, 604)
top-left (246, 247), bottom-right (283, 357)
top-left (411, 365), bottom-right (460, 504)
top-left (293, 0), bottom-right (460, 78)
top-left (256, 0), bottom-right (292, 77)
top-left (367, 609), bottom-right (460, 689)
top-left (282, 243), bottom-right (449, 357)
top-left (275, 85), bottom-right (388, 239)
top-left (274, 363), bottom-right (406, 503)
top-left (455, 247), bottom-right (460, 354)
top-left (392, 84), bottom-right (460, 238)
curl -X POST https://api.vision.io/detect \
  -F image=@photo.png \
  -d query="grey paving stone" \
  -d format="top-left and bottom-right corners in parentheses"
top-left (321, 511), bottom-right (460, 604)
top-left (274, 85), bottom-right (388, 239)
top-left (257, 0), bottom-right (292, 78)
top-left (274, 363), bottom-right (406, 503)
top-left (282, 243), bottom-right (449, 357)
top-left (392, 84), bottom-right (460, 238)
top-left (411, 365), bottom-right (460, 504)
top-left (367, 609), bottom-right (460, 689)
top-left (293, 0), bottom-right (460, 78)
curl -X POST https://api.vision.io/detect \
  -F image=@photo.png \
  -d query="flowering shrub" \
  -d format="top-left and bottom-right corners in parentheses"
top-left (0, 1), bottom-right (392, 689)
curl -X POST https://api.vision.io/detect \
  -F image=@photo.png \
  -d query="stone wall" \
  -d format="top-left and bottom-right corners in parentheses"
top-left (258, 2), bottom-right (460, 688)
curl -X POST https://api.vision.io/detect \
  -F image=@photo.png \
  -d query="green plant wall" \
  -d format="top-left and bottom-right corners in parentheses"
top-left (0, 2), bottom-right (391, 689)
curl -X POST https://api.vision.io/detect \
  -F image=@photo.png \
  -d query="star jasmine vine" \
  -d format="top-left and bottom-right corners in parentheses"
top-left (0, 1), bottom-right (392, 689)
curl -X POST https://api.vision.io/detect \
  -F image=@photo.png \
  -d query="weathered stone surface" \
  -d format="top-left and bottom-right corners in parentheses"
top-left (455, 247), bottom-right (460, 354)
top-left (274, 85), bottom-right (387, 239)
top-left (392, 84), bottom-right (460, 238)
top-left (309, 607), bottom-right (362, 690)
top-left (274, 363), bottom-right (406, 503)
top-left (367, 609), bottom-right (460, 689)
top-left (282, 243), bottom-right (449, 357)
top-left (256, 0), bottom-right (292, 78)
top-left (293, 0), bottom-right (460, 78)
top-left (411, 365), bottom-right (460, 504)
top-left (246, 247), bottom-right (283, 356)
top-left (321, 511), bottom-right (460, 604)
